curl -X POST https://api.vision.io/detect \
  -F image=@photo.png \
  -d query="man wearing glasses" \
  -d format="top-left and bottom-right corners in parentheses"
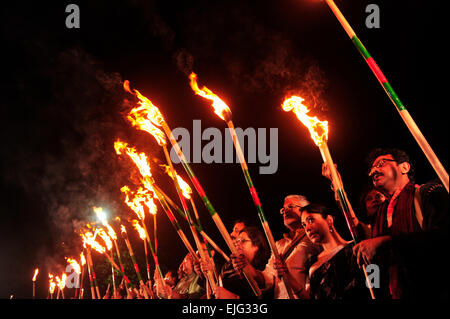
top-left (232, 194), bottom-right (321, 299)
top-left (353, 148), bottom-right (448, 299)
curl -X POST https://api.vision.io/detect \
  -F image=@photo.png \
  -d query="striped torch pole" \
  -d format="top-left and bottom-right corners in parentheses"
top-left (323, 0), bottom-right (448, 192)
top-left (283, 95), bottom-right (376, 299)
top-left (189, 72), bottom-right (295, 299)
top-left (120, 225), bottom-right (150, 299)
top-left (123, 80), bottom-right (262, 297)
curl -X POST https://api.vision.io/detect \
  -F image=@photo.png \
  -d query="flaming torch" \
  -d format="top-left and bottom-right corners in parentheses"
top-left (94, 207), bottom-right (120, 296)
top-left (126, 92), bottom-right (204, 266)
top-left (32, 268), bottom-right (39, 299)
top-left (160, 164), bottom-right (217, 293)
top-left (152, 182), bottom-right (229, 262)
top-left (120, 184), bottom-right (165, 287)
top-left (48, 274), bottom-right (56, 299)
top-left (79, 252), bottom-right (86, 299)
top-left (282, 95), bottom-right (375, 299)
top-left (132, 219), bottom-right (151, 283)
top-left (66, 258), bottom-right (81, 298)
top-left (120, 224), bottom-right (150, 299)
top-left (115, 141), bottom-right (199, 264)
top-left (189, 72), bottom-right (292, 297)
top-left (321, 0), bottom-right (448, 192)
top-left (83, 230), bottom-right (132, 292)
top-left (123, 80), bottom-right (261, 297)
top-left (81, 231), bottom-right (102, 299)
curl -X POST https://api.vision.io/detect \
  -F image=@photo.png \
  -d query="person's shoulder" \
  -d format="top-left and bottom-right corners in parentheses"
top-left (419, 182), bottom-right (445, 193)
top-left (419, 182), bottom-right (446, 199)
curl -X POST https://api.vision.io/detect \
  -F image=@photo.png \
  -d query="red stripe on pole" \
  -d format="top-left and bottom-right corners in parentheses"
top-left (134, 263), bottom-right (140, 273)
top-left (249, 187), bottom-right (262, 207)
top-left (366, 57), bottom-right (388, 83)
top-left (191, 177), bottom-right (206, 197)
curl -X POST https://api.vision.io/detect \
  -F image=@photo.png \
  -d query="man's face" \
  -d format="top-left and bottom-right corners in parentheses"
top-left (230, 222), bottom-right (245, 241)
top-left (369, 154), bottom-right (403, 192)
top-left (281, 197), bottom-right (303, 230)
top-left (164, 271), bottom-right (177, 286)
top-left (181, 254), bottom-right (194, 275)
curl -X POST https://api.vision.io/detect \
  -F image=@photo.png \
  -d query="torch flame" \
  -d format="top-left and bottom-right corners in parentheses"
top-left (93, 206), bottom-right (117, 240)
top-left (32, 268), bottom-right (39, 282)
top-left (121, 185), bottom-right (157, 219)
top-left (81, 231), bottom-right (106, 254)
top-left (282, 96), bottom-right (329, 147)
top-left (97, 228), bottom-right (113, 251)
top-left (120, 225), bottom-right (127, 233)
top-left (80, 252), bottom-right (86, 266)
top-left (49, 274), bottom-right (56, 294)
top-left (124, 80), bottom-right (165, 128)
top-left (189, 72), bottom-right (231, 121)
top-left (160, 164), bottom-right (192, 199)
top-left (114, 140), bottom-right (152, 178)
top-left (127, 108), bottom-right (166, 146)
top-left (131, 219), bottom-right (146, 240)
top-left (58, 273), bottom-right (67, 290)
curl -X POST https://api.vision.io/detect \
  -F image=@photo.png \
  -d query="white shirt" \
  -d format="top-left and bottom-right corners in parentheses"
top-left (262, 229), bottom-right (321, 299)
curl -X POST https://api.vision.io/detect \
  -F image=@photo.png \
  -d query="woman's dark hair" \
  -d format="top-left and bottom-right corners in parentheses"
top-left (300, 203), bottom-right (333, 219)
top-left (241, 226), bottom-right (270, 271)
top-left (365, 148), bottom-right (415, 182)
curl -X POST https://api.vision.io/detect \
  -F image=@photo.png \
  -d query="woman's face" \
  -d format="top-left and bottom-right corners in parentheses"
top-left (364, 189), bottom-right (386, 218)
top-left (234, 231), bottom-right (259, 263)
top-left (301, 212), bottom-right (331, 244)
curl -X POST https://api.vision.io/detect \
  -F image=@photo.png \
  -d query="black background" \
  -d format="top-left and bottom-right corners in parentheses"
top-left (1, 0), bottom-right (446, 300)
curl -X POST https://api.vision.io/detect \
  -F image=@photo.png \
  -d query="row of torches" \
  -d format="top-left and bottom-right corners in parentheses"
top-left (31, 72), bottom-right (369, 299)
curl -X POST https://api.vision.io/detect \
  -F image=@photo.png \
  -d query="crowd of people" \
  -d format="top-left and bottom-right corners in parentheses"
top-left (102, 148), bottom-right (448, 300)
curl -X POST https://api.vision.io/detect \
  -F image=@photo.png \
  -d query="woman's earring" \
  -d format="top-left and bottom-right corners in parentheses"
top-left (329, 226), bottom-right (334, 233)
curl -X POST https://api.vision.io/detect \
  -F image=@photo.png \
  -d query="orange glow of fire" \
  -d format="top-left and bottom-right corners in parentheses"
top-left (80, 252), bottom-right (86, 266)
top-left (55, 273), bottom-right (66, 291)
top-left (97, 228), bottom-right (113, 251)
top-left (115, 140), bottom-right (152, 178)
top-left (49, 274), bottom-right (56, 294)
top-left (32, 268), bottom-right (39, 282)
top-left (120, 225), bottom-right (127, 233)
top-left (127, 107), bottom-right (166, 146)
top-left (121, 185), bottom-right (157, 219)
top-left (160, 164), bottom-right (192, 199)
top-left (66, 258), bottom-right (81, 274)
top-left (93, 206), bottom-right (117, 240)
top-left (81, 231), bottom-right (106, 254)
top-left (282, 96), bottom-right (329, 147)
top-left (189, 72), bottom-right (231, 121)
top-left (131, 220), bottom-right (146, 240)
top-left (124, 80), bottom-right (165, 127)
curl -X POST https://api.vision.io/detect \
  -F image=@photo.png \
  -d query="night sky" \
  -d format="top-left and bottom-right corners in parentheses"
top-left (1, 1), bottom-right (446, 299)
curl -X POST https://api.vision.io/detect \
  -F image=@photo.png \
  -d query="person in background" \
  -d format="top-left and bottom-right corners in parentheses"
top-left (231, 195), bottom-right (321, 299)
top-left (199, 226), bottom-right (271, 299)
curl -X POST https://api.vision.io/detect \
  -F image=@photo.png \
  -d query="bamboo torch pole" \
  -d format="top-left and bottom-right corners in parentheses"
top-left (189, 72), bottom-right (294, 298)
top-left (123, 80), bottom-right (261, 297)
top-left (323, 0), bottom-right (448, 192)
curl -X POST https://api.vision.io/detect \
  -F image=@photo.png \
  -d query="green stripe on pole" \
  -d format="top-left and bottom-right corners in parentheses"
top-left (202, 196), bottom-right (216, 217)
top-left (243, 169), bottom-right (254, 188)
top-left (256, 206), bottom-right (267, 223)
top-left (382, 82), bottom-right (406, 111)
top-left (351, 36), bottom-right (371, 59)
